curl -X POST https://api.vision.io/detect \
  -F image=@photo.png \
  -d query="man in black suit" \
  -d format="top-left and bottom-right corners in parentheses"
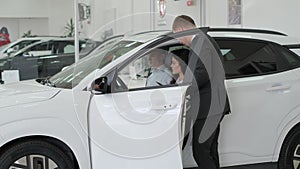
top-left (172, 15), bottom-right (228, 169)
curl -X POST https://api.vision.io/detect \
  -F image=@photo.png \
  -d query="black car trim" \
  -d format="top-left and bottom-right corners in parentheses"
top-left (284, 44), bottom-right (300, 49)
top-left (214, 37), bottom-right (300, 79)
top-left (184, 162), bottom-right (277, 169)
top-left (208, 28), bottom-right (287, 36)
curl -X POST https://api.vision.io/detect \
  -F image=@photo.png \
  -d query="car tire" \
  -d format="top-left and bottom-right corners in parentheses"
top-left (0, 139), bottom-right (75, 169)
top-left (278, 126), bottom-right (300, 169)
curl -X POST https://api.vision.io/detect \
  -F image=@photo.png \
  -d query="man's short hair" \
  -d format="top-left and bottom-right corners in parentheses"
top-left (172, 15), bottom-right (196, 31)
top-left (149, 49), bottom-right (168, 63)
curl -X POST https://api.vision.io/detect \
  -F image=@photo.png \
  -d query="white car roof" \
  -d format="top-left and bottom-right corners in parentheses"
top-left (12, 38), bottom-right (83, 56)
top-left (11, 36), bottom-right (66, 44)
top-left (123, 30), bottom-right (170, 43)
top-left (122, 28), bottom-right (300, 46)
top-left (1, 37), bottom-right (51, 50)
top-left (207, 28), bottom-right (300, 45)
top-left (1, 36), bottom-right (63, 51)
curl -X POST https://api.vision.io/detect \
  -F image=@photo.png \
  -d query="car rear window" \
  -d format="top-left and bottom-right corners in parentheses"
top-left (215, 38), bottom-right (300, 78)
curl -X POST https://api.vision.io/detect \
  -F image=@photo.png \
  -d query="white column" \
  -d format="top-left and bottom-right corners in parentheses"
top-left (74, 0), bottom-right (79, 63)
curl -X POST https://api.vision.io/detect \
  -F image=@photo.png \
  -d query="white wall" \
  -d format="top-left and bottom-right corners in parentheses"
top-left (0, 0), bottom-right (203, 41)
top-left (88, 0), bottom-right (150, 40)
top-left (88, 0), bottom-right (117, 39)
top-left (48, 0), bottom-right (74, 36)
top-left (153, 0), bottom-right (201, 30)
top-left (85, 0), bottom-right (300, 40)
top-left (2, 0), bottom-right (299, 41)
top-left (87, 0), bottom-right (202, 39)
top-left (205, 0), bottom-right (300, 39)
top-left (131, 0), bottom-right (151, 33)
top-left (0, 0), bottom-right (74, 40)
top-left (243, 0), bottom-right (300, 39)
top-left (0, 18), bottom-right (49, 41)
top-left (0, 0), bottom-right (50, 41)
top-left (205, 0), bottom-right (227, 27)
top-left (0, 0), bottom-right (49, 18)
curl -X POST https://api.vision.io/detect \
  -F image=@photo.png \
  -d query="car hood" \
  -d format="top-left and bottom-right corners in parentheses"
top-left (0, 80), bottom-right (61, 108)
top-left (0, 53), bottom-right (5, 59)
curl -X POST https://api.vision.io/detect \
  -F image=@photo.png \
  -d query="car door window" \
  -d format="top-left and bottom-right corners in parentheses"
top-left (114, 48), bottom-right (173, 91)
top-left (277, 45), bottom-right (300, 68)
top-left (216, 39), bottom-right (300, 78)
top-left (63, 44), bottom-right (75, 53)
top-left (52, 41), bottom-right (75, 54)
top-left (8, 40), bottom-right (39, 54)
top-left (17, 40), bottom-right (40, 50)
top-left (27, 41), bottom-right (52, 57)
top-left (112, 43), bottom-right (194, 93)
top-left (31, 42), bottom-right (49, 51)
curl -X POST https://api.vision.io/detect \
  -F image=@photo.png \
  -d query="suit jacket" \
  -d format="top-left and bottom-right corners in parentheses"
top-left (183, 30), bottom-right (228, 142)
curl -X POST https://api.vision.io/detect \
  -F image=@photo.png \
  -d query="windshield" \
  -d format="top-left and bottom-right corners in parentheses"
top-left (49, 40), bottom-right (142, 89)
top-left (79, 39), bottom-right (101, 56)
top-left (79, 35), bottom-right (125, 57)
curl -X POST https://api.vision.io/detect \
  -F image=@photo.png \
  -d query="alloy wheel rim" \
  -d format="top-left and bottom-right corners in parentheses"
top-left (9, 154), bottom-right (58, 169)
top-left (293, 144), bottom-right (300, 169)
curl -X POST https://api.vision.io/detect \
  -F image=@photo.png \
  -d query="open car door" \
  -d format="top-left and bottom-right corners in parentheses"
top-left (87, 44), bottom-right (189, 168)
top-left (89, 83), bottom-right (188, 168)
top-left (87, 28), bottom-right (225, 169)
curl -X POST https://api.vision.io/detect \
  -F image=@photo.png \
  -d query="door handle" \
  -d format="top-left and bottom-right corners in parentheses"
top-left (151, 104), bottom-right (177, 110)
top-left (266, 84), bottom-right (291, 92)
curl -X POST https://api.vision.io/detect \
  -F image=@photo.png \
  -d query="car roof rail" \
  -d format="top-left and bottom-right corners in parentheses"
top-left (102, 34), bottom-right (124, 41)
top-left (131, 30), bottom-right (171, 36)
top-left (284, 44), bottom-right (300, 49)
top-left (207, 27), bottom-right (287, 36)
top-left (23, 35), bottom-right (67, 38)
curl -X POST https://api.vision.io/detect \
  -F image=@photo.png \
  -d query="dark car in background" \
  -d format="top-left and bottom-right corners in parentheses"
top-left (0, 35), bottom-right (125, 83)
top-left (0, 38), bottom-right (89, 83)
top-left (0, 36), bottom-right (62, 59)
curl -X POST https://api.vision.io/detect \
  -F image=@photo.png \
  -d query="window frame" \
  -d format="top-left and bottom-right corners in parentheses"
top-left (214, 37), bottom-right (300, 79)
top-left (109, 38), bottom-right (190, 93)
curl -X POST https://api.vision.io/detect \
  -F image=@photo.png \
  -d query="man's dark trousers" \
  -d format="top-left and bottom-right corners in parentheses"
top-left (192, 119), bottom-right (221, 169)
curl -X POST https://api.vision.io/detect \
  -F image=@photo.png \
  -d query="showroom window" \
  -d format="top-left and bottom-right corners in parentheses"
top-left (216, 38), bottom-right (300, 78)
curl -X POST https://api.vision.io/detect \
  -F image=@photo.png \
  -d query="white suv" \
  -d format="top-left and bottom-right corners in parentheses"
top-left (0, 28), bottom-right (299, 169)
top-left (209, 28), bottom-right (300, 169)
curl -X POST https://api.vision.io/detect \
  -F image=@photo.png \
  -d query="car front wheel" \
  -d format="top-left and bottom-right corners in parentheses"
top-left (0, 139), bottom-right (75, 169)
top-left (278, 126), bottom-right (300, 169)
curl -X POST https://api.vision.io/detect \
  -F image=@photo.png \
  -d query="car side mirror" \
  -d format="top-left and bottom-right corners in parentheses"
top-left (6, 48), bottom-right (14, 55)
top-left (92, 77), bottom-right (108, 94)
top-left (23, 52), bottom-right (31, 57)
top-left (61, 66), bottom-right (69, 71)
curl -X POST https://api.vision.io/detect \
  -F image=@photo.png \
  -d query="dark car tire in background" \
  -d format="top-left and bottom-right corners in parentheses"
top-left (0, 139), bottom-right (75, 169)
top-left (278, 125), bottom-right (300, 169)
